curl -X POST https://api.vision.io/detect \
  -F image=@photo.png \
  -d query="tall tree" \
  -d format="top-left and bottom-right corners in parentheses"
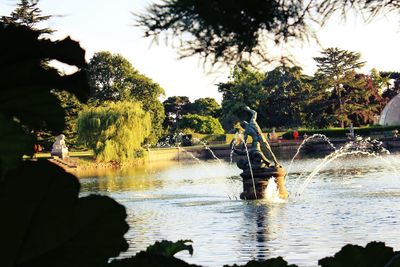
top-left (313, 47), bottom-right (365, 127)
top-left (1, 0), bottom-right (53, 34)
top-left (87, 51), bottom-right (165, 143)
top-left (218, 62), bottom-right (265, 130)
top-left (162, 96), bottom-right (191, 131)
top-left (308, 71), bottom-right (384, 127)
top-left (218, 63), bottom-right (312, 130)
top-left (188, 97), bottom-right (221, 118)
top-left (179, 114), bottom-right (225, 134)
top-left (346, 74), bottom-right (384, 126)
top-left (262, 66), bottom-right (313, 127)
top-left (50, 90), bottom-right (83, 147)
top-left (87, 52), bottom-right (135, 102)
top-left (128, 72), bottom-right (166, 143)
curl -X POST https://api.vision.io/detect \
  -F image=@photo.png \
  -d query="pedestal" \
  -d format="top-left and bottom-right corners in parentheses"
top-left (51, 147), bottom-right (69, 159)
top-left (240, 166), bottom-right (288, 200)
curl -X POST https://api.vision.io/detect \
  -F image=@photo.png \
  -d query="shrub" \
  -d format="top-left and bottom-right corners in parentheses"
top-left (77, 101), bottom-right (151, 162)
top-left (179, 114), bottom-right (225, 134)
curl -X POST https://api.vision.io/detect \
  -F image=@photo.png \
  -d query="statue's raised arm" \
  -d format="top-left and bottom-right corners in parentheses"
top-left (245, 106), bottom-right (257, 121)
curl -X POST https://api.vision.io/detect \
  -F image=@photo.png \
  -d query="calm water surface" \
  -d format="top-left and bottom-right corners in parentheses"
top-left (78, 154), bottom-right (400, 267)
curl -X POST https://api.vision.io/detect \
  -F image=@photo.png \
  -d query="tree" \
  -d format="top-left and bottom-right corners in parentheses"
top-left (188, 97), bottom-right (221, 117)
top-left (137, 0), bottom-right (399, 65)
top-left (50, 90), bottom-right (83, 148)
top-left (218, 62), bottom-right (265, 130)
top-left (87, 52), bottom-right (136, 102)
top-left (128, 71), bottom-right (166, 143)
top-left (370, 69), bottom-right (391, 94)
top-left (313, 47), bottom-right (366, 127)
top-left (162, 96), bottom-right (191, 131)
top-left (308, 71), bottom-right (384, 127)
top-left (346, 74), bottom-right (384, 126)
top-left (179, 114), bottom-right (225, 134)
top-left (380, 71), bottom-right (400, 101)
top-left (218, 63), bottom-right (313, 130)
top-left (87, 51), bottom-right (165, 143)
top-left (77, 101), bottom-right (151, 162)
top-left (262, 66), bottom-right (313, 127)
top-left (1, 0), bottom-right (53, 34)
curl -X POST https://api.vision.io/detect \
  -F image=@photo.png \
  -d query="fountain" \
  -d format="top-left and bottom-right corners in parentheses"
top-left (233, 106), bottom-right (288, 200)
top-left (192, 137), bottom-right (222, 163)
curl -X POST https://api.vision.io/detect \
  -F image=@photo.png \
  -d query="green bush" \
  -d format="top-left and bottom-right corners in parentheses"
top-left (180, 114), bottom-right (225, 134)
top-left (77, 101), bottom-right (151, 162)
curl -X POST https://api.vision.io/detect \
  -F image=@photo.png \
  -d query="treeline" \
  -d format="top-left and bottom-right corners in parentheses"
top-left (167, 49), bottom-right (400, 134)
top-left (217, 48), bottom-right (400, 131)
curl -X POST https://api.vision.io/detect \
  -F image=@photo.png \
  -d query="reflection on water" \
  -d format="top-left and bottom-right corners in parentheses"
top-left (78, 155), bottom-right (400, 267)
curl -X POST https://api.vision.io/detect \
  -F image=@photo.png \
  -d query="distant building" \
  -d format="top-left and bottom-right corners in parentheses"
top-left (379, 94), bottom-right (400, 126)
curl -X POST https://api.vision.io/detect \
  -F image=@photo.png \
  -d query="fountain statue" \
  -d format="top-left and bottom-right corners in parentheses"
top-left (234, 106), bottom-right (288, 200)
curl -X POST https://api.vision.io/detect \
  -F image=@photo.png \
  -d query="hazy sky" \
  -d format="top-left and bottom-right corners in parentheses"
top-left (1, 0), bottom-right (400, 103)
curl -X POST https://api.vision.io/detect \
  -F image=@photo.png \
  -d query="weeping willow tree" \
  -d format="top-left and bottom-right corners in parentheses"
top-left (77, 101), bottom-right (151, 162)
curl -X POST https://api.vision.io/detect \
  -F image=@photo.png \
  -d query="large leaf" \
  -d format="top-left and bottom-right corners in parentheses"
top-left (40, 36), bottom-right (86, 68)
top-left (1, 86), bottom-right (65, 132)
top-left (318, 241), bottom-right (399, 267)
top-left (146, 240), bottom-right (194, 257)
top-left (108, 251), bottom-right (201, 267)
top-left (0, 161), bottom-right (129, 267)
top-left (108, 240), bottom-right (196, 267)
top-left (224, 257), bottom-right (298, 267)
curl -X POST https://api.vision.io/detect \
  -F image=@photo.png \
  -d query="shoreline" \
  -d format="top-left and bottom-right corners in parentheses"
top-left (45, 136), bottom-right (400, 172)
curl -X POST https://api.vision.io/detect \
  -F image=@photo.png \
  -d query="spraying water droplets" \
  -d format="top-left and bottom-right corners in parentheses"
top-left (290, 135), bottom-right (397, 200)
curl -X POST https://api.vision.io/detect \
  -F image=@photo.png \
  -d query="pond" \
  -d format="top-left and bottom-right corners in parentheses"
top-left (77, 154), bottom-right (400, 267)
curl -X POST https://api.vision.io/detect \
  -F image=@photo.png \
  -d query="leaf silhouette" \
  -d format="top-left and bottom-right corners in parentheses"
top-left (146, 239), bottom-right (194, 257)
top-left (108, 251), bottom-right (201, 267)
top-left (0, 114), bottom-right (35, 175)
top-left (224, 256), bottom-right (298, 267)
top-left (318, 241), bottom-right (398, 267)
top-left (0, 160), bottom-right (129, 267)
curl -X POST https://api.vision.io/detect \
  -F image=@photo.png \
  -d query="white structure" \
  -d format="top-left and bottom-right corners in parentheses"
top-left (51, 134), bottom-right (69, 158)
top-left (379, 94), bottom-right (400, 126)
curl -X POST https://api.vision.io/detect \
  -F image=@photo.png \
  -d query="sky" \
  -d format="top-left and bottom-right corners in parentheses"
top-left (1, 0), bottom-right (400, 103)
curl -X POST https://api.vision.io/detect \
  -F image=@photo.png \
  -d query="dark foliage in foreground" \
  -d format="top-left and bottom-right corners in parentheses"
top-left (0, 22), bottom-right (89, 175)
top-left (137, 0), bottom-right (400, 65)
top-left (1, 161), bottom-right (128, 267)
top-left (137, 0), bottom-right (309, 64)
top-left (319, 242), bottom-right (400, 267)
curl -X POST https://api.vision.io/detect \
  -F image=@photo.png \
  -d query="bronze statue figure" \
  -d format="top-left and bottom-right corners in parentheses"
top-left (243, 106), bottom-right (280, 166)
top-left (234, 106), bottom-right (288, 200)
